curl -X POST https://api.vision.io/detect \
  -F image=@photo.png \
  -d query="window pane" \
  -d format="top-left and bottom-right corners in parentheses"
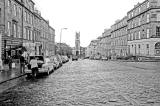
top-left (27, 29), bottom-right (29, 40)
top-left (147, 29), bottom-right (150, 38)
top-left (157, 13), bottom-right (160, 21)
top-left (13, 23), bottom-right (17, 37)
top-left (8, 0), bottom-right (11, 13)
top-left (25, 28), bottom-right (28, 39)
top-left (14, 4), bottom-right (16, 16)
top-left (30, 30), bottom-right (32, 40)
top-left (7, 22), bottom-right (9, 35)
top-left (147, 14), bottom-right (150, 23)
top-left (18, 26), bottom-right (21, 38)
top-left (147, 2), bottom-right (149, 8)
top-left (139, 31), bottom-right (141, 39)
top-left (24, 12), bottom-right (27, 21)
top-left (19, 7), bottom-right (21, 19)
top-left (156, 27), bottom-right (160, 36)
top-left (139, 17), bottom-right (141, 26)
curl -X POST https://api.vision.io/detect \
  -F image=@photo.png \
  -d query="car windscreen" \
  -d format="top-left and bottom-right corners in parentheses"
top-left (30, 56), bottom-right (44, 61)
top-left (45, 58), bottom-right (50, 63)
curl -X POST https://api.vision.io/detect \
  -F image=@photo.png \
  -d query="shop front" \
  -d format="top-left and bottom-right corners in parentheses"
top-left (1, 38), bottom-right (25, 66)
top-left (3, 39), bottom-right (23, 59)
top-left (0, 31), bottom-right (3, 69)
top-left (35, 42), bottom-right (42, 55)
top-left (23, 42), bottom-right (36, 56)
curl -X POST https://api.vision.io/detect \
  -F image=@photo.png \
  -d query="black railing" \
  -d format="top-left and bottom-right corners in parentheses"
top-left (150, 35), bottom-right (160, 38)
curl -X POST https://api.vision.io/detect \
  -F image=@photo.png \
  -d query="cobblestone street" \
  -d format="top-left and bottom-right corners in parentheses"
top-left (0, 60), bottom-right (160, 106)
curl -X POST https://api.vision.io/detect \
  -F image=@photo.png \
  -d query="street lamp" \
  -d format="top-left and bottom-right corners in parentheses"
top-left (60, 28), bottom-right (67, 55)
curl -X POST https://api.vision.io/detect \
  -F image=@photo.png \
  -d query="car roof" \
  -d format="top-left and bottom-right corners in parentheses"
top-left (29, 55), bottom-right (43, 57)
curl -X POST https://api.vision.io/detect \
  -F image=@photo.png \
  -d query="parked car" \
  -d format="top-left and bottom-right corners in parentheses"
top-left (89, 55), bottom-right (95, 60)
top-left (25, 55), bottom-right (54, 77)
top-left (124, 55), bottom-right (136, 60)
top-left (50, 56), bottom-right (60, 69)
top-left (62, 56), bottom-right (69, 63)
top-left (61, 56), bottom-right (66, 63)
top-left (94, 55), bottom-right (101, 60)
top-left (56, 55), bottom-right (63, 67)
top-left (65, 56), bottom-right (69, 62)
top-left (50, 55), bottom-right (63, 68)
top-left (101, 56), bottom-right (108, 61)
top-left (72, 55), bottom-right (78, 61)
top-left (84, 57), bottom-right (89, 59)
top-left (41, 58), bottom-right (56, 74)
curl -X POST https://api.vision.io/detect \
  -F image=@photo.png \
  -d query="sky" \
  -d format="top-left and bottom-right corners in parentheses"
top-left (33, 0), bottom-right (144, 47)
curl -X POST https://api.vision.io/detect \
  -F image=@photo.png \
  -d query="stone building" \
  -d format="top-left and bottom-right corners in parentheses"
top-left (127, 0), bottom-right (160, 57)
top-left (40, 18), bottom-right (49, 56)
top-left (1, 0), bottom-right (24, 59)
top-left (111, 16), bottom-right (128, 59)
top-left (0, 0), bottom-right (55, 64)
top-left (86, 39), bottom-right (99, 58)
top-left (33, 9), bottom-right (42, 55)
top-left (87, 0), bottom-right (160, 60)
top-left (73, 46), bottom-right (86, 58)
top-left (80, 47), bottom-right (86, 58)
top-left (86, 46), bottom-right (90, 57)
top-left (89, 29), bottom-right (112, 59)
top-left (22, 0), bottom-right (36, 56)
top-left (95, 36), bottom-right (103, 56)
top-left (48, 26), bottom-right (55, 56)
top-left (0, 0), bottom-right (5, 68)
top-left (56, 43), bottom-right (72, 56)
top-left (102, 29), bottom-right (112, 58)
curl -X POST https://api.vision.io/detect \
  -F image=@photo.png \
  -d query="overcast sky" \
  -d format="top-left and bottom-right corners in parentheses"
top-left (33, 0), bottom-right (144, 47)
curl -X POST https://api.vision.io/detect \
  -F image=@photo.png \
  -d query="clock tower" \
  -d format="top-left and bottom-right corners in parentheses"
top-left (75, 32), bottom-right (80, 56)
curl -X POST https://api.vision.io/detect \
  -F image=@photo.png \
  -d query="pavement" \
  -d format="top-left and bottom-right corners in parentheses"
top-left (0, 63), bottom-right (26, 84)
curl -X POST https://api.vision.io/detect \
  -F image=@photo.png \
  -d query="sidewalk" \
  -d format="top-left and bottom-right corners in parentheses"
top-left (117, 60), bottom-right (160, 71)
top-left (0, 63), bottom-right (26, 84)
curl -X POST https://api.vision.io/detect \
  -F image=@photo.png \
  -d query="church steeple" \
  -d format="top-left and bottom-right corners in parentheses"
top-left (75, 32), bottom-right (80, 56)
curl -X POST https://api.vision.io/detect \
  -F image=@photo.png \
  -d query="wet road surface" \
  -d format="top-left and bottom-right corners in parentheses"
top-left (0, 60), bottom-right (160, 106)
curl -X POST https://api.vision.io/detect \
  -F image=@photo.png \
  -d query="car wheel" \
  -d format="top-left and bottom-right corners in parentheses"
top-left (47, 71), bottom-right (49, 75)
top-left (137, 57), bottom-right (142, 62)
top-left (26, 74), bottom-right (31, 78)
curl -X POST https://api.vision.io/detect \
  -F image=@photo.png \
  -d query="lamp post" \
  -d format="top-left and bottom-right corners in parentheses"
top-left (60, 28), bottom-right (67, 55)
top-left (0, 31), bottom-right (3, 70)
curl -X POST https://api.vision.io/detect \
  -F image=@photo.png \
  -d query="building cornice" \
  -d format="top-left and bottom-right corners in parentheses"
top-left (127, 0), bottom-right (148, 14)
top-left (49, 26), bottom-right (55, 31)
top-left (111, 25), bottom-right (127, 33)
top-left (127, 7), bottom-right (160, 22)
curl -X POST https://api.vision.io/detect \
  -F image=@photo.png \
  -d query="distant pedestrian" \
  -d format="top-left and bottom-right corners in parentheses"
top-left (20, 53), bottom-right (25, 73)
top-left (30, 57), bottom-right (38, 78)
top-left (8, 56), bottom-right (12, 70)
